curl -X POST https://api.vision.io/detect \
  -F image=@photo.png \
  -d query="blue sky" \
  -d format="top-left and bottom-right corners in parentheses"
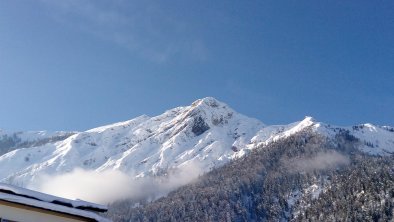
top-left (0, 0), bottom-right (393, 131)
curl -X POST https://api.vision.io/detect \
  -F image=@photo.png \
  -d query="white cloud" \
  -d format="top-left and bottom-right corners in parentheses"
top-left (30, 169), bottom-right (133, 204)
top-left (284, 150), bottom-right (350, 173)
top-left (29, 161), bottom-right (203, 204)
top-left (39, 0), bottom-right (208, 63)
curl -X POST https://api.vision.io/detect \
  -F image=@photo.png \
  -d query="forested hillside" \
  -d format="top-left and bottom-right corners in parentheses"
top-left (106, 130), bottom-right (394, 221)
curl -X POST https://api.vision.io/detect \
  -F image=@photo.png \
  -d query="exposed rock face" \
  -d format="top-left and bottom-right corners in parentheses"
top-left (1, 97), bottom-right (393, 189)
top-left (0, 97), bottom-right (264, 186)
top-left (191, 116), bottom-right (210, 136)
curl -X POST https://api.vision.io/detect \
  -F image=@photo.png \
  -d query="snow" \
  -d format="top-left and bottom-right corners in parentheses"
top-left (0, 193), bottom-right (109, 222)
top-left (0, 183), bottom-right (109, 222)
top-left (287, 190), bottom-right (301, 208)
top-left (0, 129), bottom-right (74, 142)
top-left (346, 124), bottom-right (394, 155)
top-left (0, 182), bottom-right (107, 212)
top-left (250, 116), bottom-right (318, 146)
top-left (0, 97), bottom-right (264, 186)
top-left (0, 97), bottom-right (393, 189)
top-left (251, 116), bottom-right (394, 156)
top-left (287, 183), bottom-right (325, 219)
top-left (304, 184), bottom-right (323, 199)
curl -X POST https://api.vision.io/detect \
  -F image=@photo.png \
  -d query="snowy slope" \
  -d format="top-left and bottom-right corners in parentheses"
top-left (343, 124), bottom-right (394, 155)
top-left (0, 182), bottom-right (107, 213)
top-left (250, 116), bottom-right (319, 146)
top-left (0, 130), bottom-right (72, 142)
top-left (0, 97), bottom-right (393, 187)
top-left (0, 98), bottom-right (264, 186)
top-left (250, 116), bottom-right (394, 155)
top-left (0, 130), bottom-right (75, 155)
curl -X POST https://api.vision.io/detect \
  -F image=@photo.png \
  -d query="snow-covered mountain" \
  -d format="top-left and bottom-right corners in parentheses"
top-left (0, 97), bottom-right (393, 187)
top-left (250, 116), bottom-right (394, 155)
top-left (0, 130), bottom-right (75, 156)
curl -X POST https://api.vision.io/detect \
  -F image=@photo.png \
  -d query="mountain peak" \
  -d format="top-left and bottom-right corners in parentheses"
top-left (2, 99), bottom-right (393, 190)
top-left (301, 116), bottom-right (317, 124)
top-left (186, 97), bottom-right (236, 126)
top-left (191, 97), bottom-right (223, 109)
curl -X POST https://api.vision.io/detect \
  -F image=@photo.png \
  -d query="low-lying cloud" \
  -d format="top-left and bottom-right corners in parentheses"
top-left (284, 150), bottom-right (350, 173)
top-left (28, 162), bottom-right (203, 204)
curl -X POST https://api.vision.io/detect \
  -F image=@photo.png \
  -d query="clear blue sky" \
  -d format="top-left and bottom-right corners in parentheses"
top-left (1, 1), bottom-right (393, 131)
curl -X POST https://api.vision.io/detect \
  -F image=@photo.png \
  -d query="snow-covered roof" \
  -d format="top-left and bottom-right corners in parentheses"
top-left (0, 183), bottom-right (110, 222)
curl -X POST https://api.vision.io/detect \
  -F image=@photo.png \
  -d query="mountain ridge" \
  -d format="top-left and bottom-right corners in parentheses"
top-left (0, 97), bottom-right (393, 187)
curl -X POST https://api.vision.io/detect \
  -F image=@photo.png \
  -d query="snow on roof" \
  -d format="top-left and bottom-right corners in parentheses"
top-left (0, 183), bottom-right (110, 222)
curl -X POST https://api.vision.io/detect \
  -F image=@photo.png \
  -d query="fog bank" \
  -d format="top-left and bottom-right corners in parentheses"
top-left (29, 162), bottom-right (203, 204)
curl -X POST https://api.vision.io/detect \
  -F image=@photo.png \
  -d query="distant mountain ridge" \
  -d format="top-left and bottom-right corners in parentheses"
top-left (0, 97), bottom-right (393, 187)
top-left (0, 130), bottom-right (75, 156)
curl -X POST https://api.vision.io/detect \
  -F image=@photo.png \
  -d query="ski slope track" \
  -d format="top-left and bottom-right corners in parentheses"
top-left (0, 97), bottom-right (393, 187)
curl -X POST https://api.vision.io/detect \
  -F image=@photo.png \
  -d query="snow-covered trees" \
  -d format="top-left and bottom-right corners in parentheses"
top-left (105, 131), bottom-right (394, 221)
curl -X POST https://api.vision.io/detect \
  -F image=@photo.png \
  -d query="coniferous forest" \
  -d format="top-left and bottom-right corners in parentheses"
top-left (105, 130), bottom-right (394, 221)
